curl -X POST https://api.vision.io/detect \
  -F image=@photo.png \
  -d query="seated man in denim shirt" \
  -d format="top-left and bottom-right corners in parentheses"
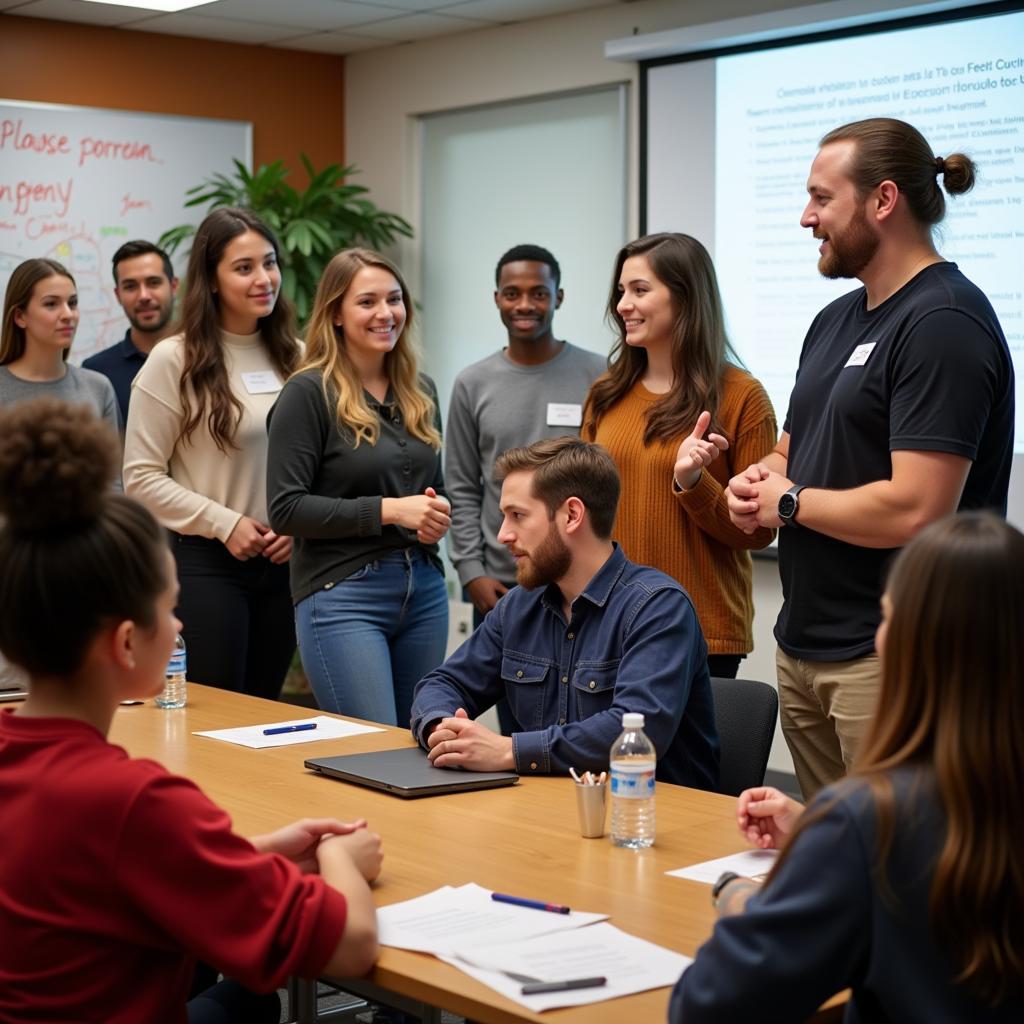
top-left (411, 437), bottom-right (719, 790)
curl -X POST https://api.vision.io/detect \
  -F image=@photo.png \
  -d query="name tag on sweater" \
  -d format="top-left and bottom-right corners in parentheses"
top-left (546, 402), bottom-right (582, 427)
top-left (241, 371), bottom-right (282, 395)
top-left (844, 342), bottom-right (876, 368)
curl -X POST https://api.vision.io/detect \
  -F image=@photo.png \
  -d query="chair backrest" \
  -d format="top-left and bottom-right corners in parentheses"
top-left (710, 676), bottom-right (779, 797)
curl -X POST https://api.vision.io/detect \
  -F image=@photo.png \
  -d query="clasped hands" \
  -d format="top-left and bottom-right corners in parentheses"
top-left (727, 463), bottom-right (793, 533)
top-left (252, 817), bottom-right (383, 883)
top-left (225, 515), bottom-right (293, 563)
top-left (426, 707), bottom-right (515, 772)
top-left (382, 486), bottom-right (451, 545)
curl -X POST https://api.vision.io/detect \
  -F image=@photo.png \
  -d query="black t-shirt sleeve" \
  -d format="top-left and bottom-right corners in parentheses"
top-left (782, 310), bottom-right (826, 435)
top-left (889, 309), bottom-right (1003, 459)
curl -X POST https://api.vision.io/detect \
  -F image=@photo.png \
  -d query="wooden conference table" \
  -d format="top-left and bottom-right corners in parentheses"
top-left (110, 685), bottom-right (842, 1024)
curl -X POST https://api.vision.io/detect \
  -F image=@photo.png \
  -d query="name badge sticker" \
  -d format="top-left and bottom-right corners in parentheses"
top-left (844, 342), bottom-right (876, 368)
top-left (546, 402), bottom-right (583, 427)
top-left (241, 371), bottom-right (282, 395)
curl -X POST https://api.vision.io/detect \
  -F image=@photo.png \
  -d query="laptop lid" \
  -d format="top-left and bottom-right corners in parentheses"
top-left (305, 746), bottom-right (519, 799)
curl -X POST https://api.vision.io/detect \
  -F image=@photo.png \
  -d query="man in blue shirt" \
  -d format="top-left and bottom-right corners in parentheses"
top-left (83, 240), bottom-right (178, 425)
top-left (410, 437), bottom-right (719, 790)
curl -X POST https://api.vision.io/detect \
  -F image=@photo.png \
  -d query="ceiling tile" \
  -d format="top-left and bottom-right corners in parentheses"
top-left (274, 29), bottom-right (395, 54)
top-left (190, 0), bottom-right (388, 31)
top-left (348, 0), bottom-right (470, 11)
top-left (349, 10), bottom-right (488, 41)
top-left (6, 0), bottom-right (155, 26)
top-left (125, 11), bottom-right (311, 43)
top-left (437, 0), bottom-right (610, 21)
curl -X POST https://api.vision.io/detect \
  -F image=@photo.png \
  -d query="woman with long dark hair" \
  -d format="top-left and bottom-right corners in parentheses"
top-left (584, 233), bottom-right (776, 678)
top-left (124, 208), bottom-right (301, 698)
top-left (671, 512), bottom-right (1024, 1021)
top-left (0, 398), bottom-right (381, 1024)
top-left (267, 248), bottom-right (449, 726)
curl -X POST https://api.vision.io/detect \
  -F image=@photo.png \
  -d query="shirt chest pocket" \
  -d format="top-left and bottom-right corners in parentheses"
top-left (571, 663), bottom-right (618, 720)
top-left (500, 655), bottom-right (552, 731)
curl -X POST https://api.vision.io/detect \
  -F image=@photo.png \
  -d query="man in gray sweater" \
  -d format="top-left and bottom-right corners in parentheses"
top-left (446, 244), bottom-right (607, 721)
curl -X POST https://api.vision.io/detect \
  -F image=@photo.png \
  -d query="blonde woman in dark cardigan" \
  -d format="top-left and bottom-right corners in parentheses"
top-left (267, 249), bottom-right (449, 727)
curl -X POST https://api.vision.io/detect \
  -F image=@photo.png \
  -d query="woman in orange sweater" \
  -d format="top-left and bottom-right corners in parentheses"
top-left (584, 233), bottom-right (776, 678)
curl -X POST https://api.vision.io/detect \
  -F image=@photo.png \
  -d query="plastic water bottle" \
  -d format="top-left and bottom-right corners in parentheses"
top-left (156, 634), bottom-right (187, 709)
top-left (610, 712), bottom-right (656, 848)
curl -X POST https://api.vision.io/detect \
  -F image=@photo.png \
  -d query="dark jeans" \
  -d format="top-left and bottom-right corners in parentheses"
top-left (187, 980), bottom-right (279, 1024)
top-left (173, 534), bottom-right (295, 700)
top-left (707, 654), bottom-right (744, 679)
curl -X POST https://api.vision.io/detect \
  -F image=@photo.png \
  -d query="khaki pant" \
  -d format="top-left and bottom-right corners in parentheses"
top-left (776, 648), bottom-right (881, 801)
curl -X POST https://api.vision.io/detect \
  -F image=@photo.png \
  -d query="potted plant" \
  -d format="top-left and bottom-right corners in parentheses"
top-left (159, 156), bottom-right (412, 322)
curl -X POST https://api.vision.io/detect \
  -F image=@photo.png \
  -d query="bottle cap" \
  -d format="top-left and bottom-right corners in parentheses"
top-left (622, 712), bottom-right (644, 729)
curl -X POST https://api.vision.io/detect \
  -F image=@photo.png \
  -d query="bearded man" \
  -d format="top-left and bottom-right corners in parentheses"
top-left (410, 436), bottom-right (719, 789)
top-left (727, 118), bottom-right (1014, 800)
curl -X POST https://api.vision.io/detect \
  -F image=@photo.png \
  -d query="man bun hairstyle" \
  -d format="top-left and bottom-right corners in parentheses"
top-left (494, 436), bottom-right (620, 539)
top-left (495, 244), bottom-right (561, 288)
top-left (821, 117), bottom-right (976, 226)
top-left (0, 398), bottom-right (168, 676)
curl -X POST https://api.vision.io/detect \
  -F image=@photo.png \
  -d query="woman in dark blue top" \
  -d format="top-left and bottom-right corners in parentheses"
top-left (267, 249), bottom-right (449, 727)
top-left (671, 512), bottom-right (1024, 1022)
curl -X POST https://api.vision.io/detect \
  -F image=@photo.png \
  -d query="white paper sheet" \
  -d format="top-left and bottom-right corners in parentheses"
top-left (666, 848), bottom-right (778, 884)
top-left (442, 921), bottom-right (692, 1011)
top-left (377, 883), bottom-right (607, 955)
top-left (194, 715), bottom-right (383, 749)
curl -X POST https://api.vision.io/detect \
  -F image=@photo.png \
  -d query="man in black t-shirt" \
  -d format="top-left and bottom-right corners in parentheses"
top-left (727, 118), bottom-right (1014, 800)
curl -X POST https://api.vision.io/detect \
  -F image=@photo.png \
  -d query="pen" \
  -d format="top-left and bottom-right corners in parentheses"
top-left (263, 723), bottom-right (318, 736)
top-left (521, 976), bottom-right (607, 995)
top-left (491, 892), bottom-right (570, 914)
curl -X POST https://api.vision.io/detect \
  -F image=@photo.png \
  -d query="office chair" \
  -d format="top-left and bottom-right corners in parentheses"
top-left (709, 676), bottom-right (779, 797)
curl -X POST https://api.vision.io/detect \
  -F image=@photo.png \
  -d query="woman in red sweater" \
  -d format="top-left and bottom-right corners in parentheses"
top-left (0, 397), bottom-right (382, 1024)
top-left (585, 233), bottom-right (776, 678)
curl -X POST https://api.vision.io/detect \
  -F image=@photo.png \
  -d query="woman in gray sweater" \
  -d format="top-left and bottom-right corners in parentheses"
top-left (0, 258), bottom-right (119, 432)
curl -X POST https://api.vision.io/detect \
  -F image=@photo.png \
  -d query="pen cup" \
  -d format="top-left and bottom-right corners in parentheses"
top-left (574, 780), bottom-right (607, 838)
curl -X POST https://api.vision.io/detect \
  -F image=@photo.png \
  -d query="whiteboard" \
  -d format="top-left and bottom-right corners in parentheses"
top-left (0, 99), bottom-right (251, 362)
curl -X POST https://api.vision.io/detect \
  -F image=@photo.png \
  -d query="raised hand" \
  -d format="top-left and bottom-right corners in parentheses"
top-left (673, 410), bottom-right (729, 491)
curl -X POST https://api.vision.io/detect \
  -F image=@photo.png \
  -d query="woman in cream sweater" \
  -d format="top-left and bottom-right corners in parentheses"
top-left (124, 208), bottom-right (301, 699)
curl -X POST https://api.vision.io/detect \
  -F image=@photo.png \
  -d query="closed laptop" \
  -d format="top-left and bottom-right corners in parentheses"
top-left (305, 746), bottom-right (519, 798)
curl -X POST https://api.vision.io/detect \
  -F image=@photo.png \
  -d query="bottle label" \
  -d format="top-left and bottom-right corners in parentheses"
top-left (610, 763), bottom-right (655, 799)
top-left (167, 650), bottom-right (186, 676)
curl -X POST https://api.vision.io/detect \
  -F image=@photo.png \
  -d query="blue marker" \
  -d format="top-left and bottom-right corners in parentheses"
top-left (263, 722), bottom-right (318, 736)
top-left (492, 892), bottom-right (570, 914)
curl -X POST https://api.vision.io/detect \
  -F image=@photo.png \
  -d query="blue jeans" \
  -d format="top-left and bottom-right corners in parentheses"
top-left (297, 548), bottom-right (448, 727)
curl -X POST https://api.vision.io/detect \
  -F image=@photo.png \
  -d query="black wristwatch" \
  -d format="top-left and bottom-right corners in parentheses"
top-left (711, 871), bottom-right (741, 908)
top-left (777, 484), bottom-right (806, 527)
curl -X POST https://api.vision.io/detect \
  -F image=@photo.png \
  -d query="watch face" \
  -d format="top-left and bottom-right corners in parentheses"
top-left (779, 493), bottom-right (796, 519)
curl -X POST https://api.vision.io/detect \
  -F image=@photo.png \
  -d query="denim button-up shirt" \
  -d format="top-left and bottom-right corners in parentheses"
top-left (411, 545), bottom-right (719, 790)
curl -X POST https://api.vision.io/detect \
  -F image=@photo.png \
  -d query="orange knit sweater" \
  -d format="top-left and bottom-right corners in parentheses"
top-left (588, 366), bottom-right (777, 654)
